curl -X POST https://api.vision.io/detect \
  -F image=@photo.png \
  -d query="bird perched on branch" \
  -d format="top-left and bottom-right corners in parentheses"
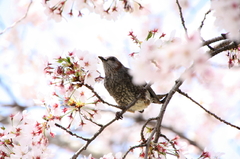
top-left (98, 56), bottom-right (167, 113)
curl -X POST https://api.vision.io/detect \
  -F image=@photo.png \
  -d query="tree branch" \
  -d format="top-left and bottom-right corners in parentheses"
top-left (199, 10), bottom-right (211, 30)
top-left (177, 89), bottom-right (240, 130)
top-left (140, 117), bottom-right (158, 143)
top-left (144, 80), bottom-right (183, 159)
top-left (134, 115), bottom-right (204, 152)
top-left (153, 80), bottom-right (183, 143)
top-left (176, 0), bottom-right (188, 37)
top-left (122, 143), bottom-right (147, 159)
top-left (209, 41), bottom-right (239, 57)
top-left (161, 125), bottom-right (204, 152)
top-left (202, 34), bottom-right (227, 46)
top-left (55, 123), bottom-right (89, 141)
top-left (0, 0), bottom-right (33, 35)
top-left (84, 84), bottom-right (120, 109)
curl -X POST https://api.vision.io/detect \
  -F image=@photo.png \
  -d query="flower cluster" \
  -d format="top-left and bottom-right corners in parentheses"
top-left (0, 111), bottom-right (52, 159)
top-left (227, 46), bottom-right (240, 68)
top-left (139, 136), bottom-right (180, 158)
top-left (211, 0), bottom-right (240, 40)
top-left (43, 0), bottom-right (144, 21)
top-left (129, 32), bottom-right (210, 89)
top-left (43, 50), bottom-right (102, 130)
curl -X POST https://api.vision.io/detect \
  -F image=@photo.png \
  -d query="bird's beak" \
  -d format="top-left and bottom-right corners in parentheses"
top-left (98, 56), bottom-right (106, 61)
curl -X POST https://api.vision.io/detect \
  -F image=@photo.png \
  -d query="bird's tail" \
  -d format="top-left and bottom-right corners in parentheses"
top-left (152, 93), bottom-right (168, 104)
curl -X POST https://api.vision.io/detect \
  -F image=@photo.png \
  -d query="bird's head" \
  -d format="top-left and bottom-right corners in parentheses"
top-left (98, 56), bottom-right (124, 76)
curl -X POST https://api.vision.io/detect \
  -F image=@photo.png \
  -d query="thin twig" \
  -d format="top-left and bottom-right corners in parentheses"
top-left (84, 84), bottom-right (120, 109)
top-left (71, 116), bottom-right (118, 159)
top-left (55, 123), bottom-right (89, 141)
top-left (140, 117), bottom-right (158, 142)
top-left (201, 34), bottom-right (227, 51)
top-left (122, 143), bottom-right (147, 159)
top-left (135, 115), bottom-right (204, 151)
top-left (161, 125), bottom-right (204, 152)
top-left (177, 89), bottom-right (240, 130)
top-left (199, 10), bottom-right (211, 30)
top-left (209, 41), bottom-right (239, 57)
top-left (82, 115), bottom-right (103, 127)
top-left (144, 127), bottom-right (156, 159)
top-left (199, 9), bottom-right (213, 51)
top-left (202, 34), bottom-right (227, 46)
top-left (176, 0), bottom-right (188, 37)
top-left (160, 134), bottom-right (179, 157)
top-left (0, 0), bottom-right (33, 35)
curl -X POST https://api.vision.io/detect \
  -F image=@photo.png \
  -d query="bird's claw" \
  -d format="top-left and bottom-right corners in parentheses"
top-left (115, 111), bottom-right (123, 120)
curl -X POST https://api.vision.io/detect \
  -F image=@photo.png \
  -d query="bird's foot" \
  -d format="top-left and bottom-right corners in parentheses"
top-left (115, 111), bottom-right (123, 120)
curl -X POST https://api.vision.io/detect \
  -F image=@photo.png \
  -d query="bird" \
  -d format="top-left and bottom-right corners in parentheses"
top-left (98, 56), bottom-right (167, 113)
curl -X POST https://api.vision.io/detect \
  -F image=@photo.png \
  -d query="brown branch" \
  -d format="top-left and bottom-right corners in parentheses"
top-left (144, 80), bottom-right (183, 159)
top-left (202, 34), bottom-right (227, 46)
top-left (144, 127), bottom-right (156, 159)
top-left (199, 9), bottom-right (213, 51)
top-left (199, 9), bottom-right (211, 30)
top-left (201, 34), bottom-right (228, 51)
top-left (161, 125), bottom-right (204, 152)
top-left (209, 41), bottom-right (239, 57)
top-left (176, 0), bottom-right (188, 37)
top-left (140, 117), bottom-right (158, 143)
top-left (153, 80), bottom-right (183, 143)
top-left (201, 34), bottom-right (239, 58)
top-left (55, 123), bottom-right (89, 141)
top-left (0, 0), bottom-right (33, 35)
top-left (71, 117), bottom-right (117, 159)
top-left (122, 143), bottom-right (147, 159)
top-left (84, 84), bottom-right (120, 109)
top-left (134, 115), bottom-right (204, 152)
top-left (177, 89), bottom-right (240, 130)
top-left (82, 115), bottom-right (103, 127)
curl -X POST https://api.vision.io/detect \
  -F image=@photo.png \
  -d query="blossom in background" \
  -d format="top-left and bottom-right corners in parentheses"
top-left (42, 0), bottom-right (143, 21)
top-left (130, 33), bottom-right (210, 89)
top-left (0, 111), bottom-right (52, 159)
top-left (211, 0), bottom-right (240, 40)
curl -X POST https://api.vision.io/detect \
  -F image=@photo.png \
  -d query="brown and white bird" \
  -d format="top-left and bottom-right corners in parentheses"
top-left (98, 56), bottom-right (166, 113)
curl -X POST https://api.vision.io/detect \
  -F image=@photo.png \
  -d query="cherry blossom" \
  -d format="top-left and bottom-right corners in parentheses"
top-left (0, 111), bottom-right (52, 159)
top-left (130, 32), bottom-right (210, 90)
top-left (42, 0), bottom-right (144, 21)
top-left (211, 0), bottom-right (240, 40)
top-left (1, 0), bottom-right (240, 159)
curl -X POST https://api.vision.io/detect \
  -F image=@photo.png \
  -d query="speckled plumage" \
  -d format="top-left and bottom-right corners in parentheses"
top-left (99, 56), bottom-right (165, 113)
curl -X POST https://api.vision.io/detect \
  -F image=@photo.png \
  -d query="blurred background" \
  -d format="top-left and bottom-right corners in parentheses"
top-left (0, 0), bottom-right (239, 158)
